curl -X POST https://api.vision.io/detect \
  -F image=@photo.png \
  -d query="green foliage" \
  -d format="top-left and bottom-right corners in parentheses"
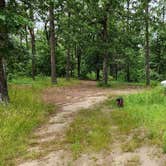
top-left (3, 0), bottom-right (165, 83)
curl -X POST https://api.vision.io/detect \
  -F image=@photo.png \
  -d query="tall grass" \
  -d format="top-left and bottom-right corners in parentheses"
top-left (114, 87), bottom-right (166, 151)
top-left (123, 87), bottom-right (166, 132)
top-left (0, 77), bottom-right (79, 165)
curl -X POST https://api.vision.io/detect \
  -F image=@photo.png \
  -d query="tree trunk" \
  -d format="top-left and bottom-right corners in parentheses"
top-left (126, 0), bottom-right (130, 82)
top-left (49, 2), bottom-right (57, 84)
top-left (70, 48), bottom-right (74, 77)
top-left (29, 9), bottom-right (36, 80)
top-left (126, 63), bottom-right (130, 82)
top-left (66, 47), bottom-right (71, 80)
top-left (96, 69), bottom-right (100, 81)
top-left (25, 26), bottom-right (29, 50)
top-left (76, 45), bottom-right (81, 79)
top-left (44, 20), bottom-right (49, 45)
top-left (102, 16), bottom-right (108, 85)
top-left (0, 0), bottom-right (9, 103)
top-left (96, 55), bottom-right (100, 81)
top-left (0, 58), bottom-right (9, 103)
top-left (66, 11), bottom-right (71, 80)
top-left (77, 54), bottom-right (81, 79)
top-left (0, 0), bottom-right (5, 7)
top-left (103, 54), bottom-right (108, 85)
top-left (115, 64), bottom-right (118, 81)
top-left (145, 0), bottom-right (150, 86)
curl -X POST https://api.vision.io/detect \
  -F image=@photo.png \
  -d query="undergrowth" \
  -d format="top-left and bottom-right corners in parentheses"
top-left (110, 86), bottom-right (166, 152)
top-left (123, 87), bottom-right (166, 152)
top-left (0, 77), bottom-right (79, 165)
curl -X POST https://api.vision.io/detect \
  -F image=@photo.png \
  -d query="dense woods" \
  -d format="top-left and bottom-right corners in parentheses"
top-left (0, 0), bottom-right (166, 102)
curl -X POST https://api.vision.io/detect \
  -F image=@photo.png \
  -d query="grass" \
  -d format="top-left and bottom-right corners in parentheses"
top-left (109, 86), bottom-right (166, 151)
top-left (97, 80), bottom-right (146, 89)
top-left (66, 108), bottom-right (112, 158)
top-left (0, 76), bottom-right (79, 165)
top-left (2, 77), bottom-right (164, 163)
top-left (66, 85), bottom-right (166, 158)
top-left (107, 86), bottom-right (166, 152)
top-left (9, 76), bottom-right (80, 88)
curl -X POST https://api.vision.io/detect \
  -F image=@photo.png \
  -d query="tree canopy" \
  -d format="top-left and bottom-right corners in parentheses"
top-left (0, 0), bottom-right (166, 102)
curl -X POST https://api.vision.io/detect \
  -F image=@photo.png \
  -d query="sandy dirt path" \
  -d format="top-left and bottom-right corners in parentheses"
top-left (18, 81), bottom-right (145, 166)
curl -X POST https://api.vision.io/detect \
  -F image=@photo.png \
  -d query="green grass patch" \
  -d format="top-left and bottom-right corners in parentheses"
top-left (106, 86), bottom-right (166, 152)
top-left (0, 76), bottom-right (79, 165)
top-left (66, 108), bottom-right (112, 158)
top-left (97, 80), bottom-right (146, 89)
top-left (66, 85), bottom-right (166, 157)
top-left (9, 76), bottom-right (80, 88)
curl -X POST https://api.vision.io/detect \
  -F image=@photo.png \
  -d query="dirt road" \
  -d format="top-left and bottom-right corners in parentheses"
top-left (18, 81), bottom-right (147, 166)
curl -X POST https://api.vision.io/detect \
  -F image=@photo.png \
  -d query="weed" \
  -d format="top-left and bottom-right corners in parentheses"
top-left (0, 77), bottom-right (79, 165)
top-left (107, 86), bottom-right (166, 152)
top-left (66, 109), bottom-right (112, 158)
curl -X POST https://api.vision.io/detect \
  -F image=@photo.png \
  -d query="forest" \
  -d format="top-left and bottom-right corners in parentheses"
top-left (0, 0), bottom-right (166, 165)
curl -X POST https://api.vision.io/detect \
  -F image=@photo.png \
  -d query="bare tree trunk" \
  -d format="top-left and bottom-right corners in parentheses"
top-left (126, 0), bottom-right (131, 82)
top-left (25, 26), bottom-right (29, 50)
top-left (96, 55), bottom-right (100, 81)
top-left (44, 20), bottom-right (49, 45)
top-left (103, 54), bottom-right (108, 85)
top-left (77, 54), bottom-right (81, 79)
top-left (76, 44), bottom-right (81, 79)
top-left (0, 0), bottom-right (9, 103)
top-left (29, 9), bottom-right (36, 80)
top-left (96, 69), bottom-right (100, 81)
top-left (0, 0), bottom-right (5, 7)
top-left (66, 11), bottom-right (71, 80)
top-left (70, 47), bottom-right (74, 77)
top-left (49, 2), bottom-right (57, 84)
top-left (126, 63), bottom-right (130, 82)
top-left (102, 16), bottom-right (108, 85)
top-left (66, 47), bottom-right (71, 80)
top-left (115, 64), bottom-right (118, 81)
top-left (145, 0), bottom-right (150, 86)
top-left (0, 58), bottom-right (9, 103)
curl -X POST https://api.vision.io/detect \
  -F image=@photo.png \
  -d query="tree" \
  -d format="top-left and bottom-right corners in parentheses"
top-left (49, 1), bottom-right (57, 84)
top-left (145, 0), bottom-right (150, 86)
top-left (66, 9), bottom-right (71, 80)
top-left (28, 8), bottom-right (36, 80)
top-left (3, 0), bottom-right (165, 87)
top-left (102, 6), bottom-right (109, 85)
top-left (0, 0), bottom-right (9, 103)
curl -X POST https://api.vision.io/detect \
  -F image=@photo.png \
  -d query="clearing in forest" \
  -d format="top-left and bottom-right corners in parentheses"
top-left (18, 81), bottom-right (166, 166)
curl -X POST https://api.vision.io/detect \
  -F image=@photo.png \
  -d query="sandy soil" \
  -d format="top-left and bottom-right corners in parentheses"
top-left (18, 81), bottom-right (166, 166)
